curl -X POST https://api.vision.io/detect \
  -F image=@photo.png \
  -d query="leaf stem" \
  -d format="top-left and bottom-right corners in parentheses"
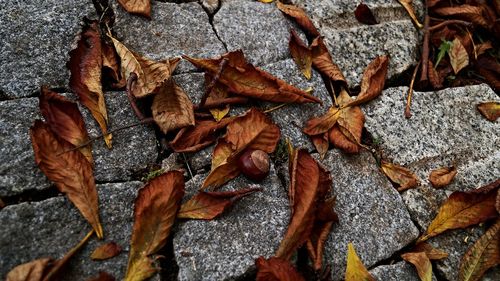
top-left (405, 60), bottom-right (421, 118)
top-left (264, 103), bottom-right (288, 113)
top-left (199, 58), bottom-right (229, 107)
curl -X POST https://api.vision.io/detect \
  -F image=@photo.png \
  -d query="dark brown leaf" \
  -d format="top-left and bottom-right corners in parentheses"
top-left (255, 256), bottom-right (305, 281)
top-left (401, 252), bottom-right (433, 281)
top-left (477, 102), bottom-right (500, 122)
top-left (276, 2), bottom-right (320, 37)
top-left (91, 242), bottom-right (122, 260)
top-left (310, 37), bottom-right (348, 87)
top-left (354, 3), bottom-right (378, 25)
top-left (86, 272), bottom-right (115, 281)
top-left (347, 55), bottom-right (389, 107)
top-left (434, 5), bottom-right (490, 28)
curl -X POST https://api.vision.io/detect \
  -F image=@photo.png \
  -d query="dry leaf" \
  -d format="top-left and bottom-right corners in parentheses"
top-left (336, 90), bottom-right (365, 145)
top-left (459, 219), bottom-right (500, 281)
top-left (101, 42), bottom-right (125, 89)
top-left (255, 256), bottom-right (305, 281)
top-left (475, 41), bottom-right (493, 57)
top-left (86, 272), bottom-right (115, 281)
top-left (434, 5), bottom-right (490, 28)
top-left (258, 0), bottom-right (274, 3)
top-left (429, 166), bottom-right (457, 188)
top-left (183, 50), bottom-right (320, 104)
top-left (177, 187), bottom-right (262, 220)
top-left (39, 87), bottom-right (92, 163)
top-left (329, 126), bottom-right (361, 154)
top-left (449, 38), bottom-right (469, 74)
top-left (91, 242), bottom-right (122, 260)
top-left (381, 160), bottom-right (419, 192)
top-left (30, 121), bottom-right (103, 238)
top-left (303, 107), bottom-right (340, 136)
top-left (289, 30), bottom-right (312, 80)
top-left (345, 243), bottom-right (375, 281)
top-left (397, 0), bottom-right (424, 28)
top-left (477, 102), bottom-right (500, 121)
top-left (117, 0), bottom-right (151, 18)
top-left (412, 242), bottom-right (449, 260)
top-left (125, 171), bottom-right (184, 281)
top-left (418, 179), bottom-right (499, 242)
top-left (401, 252), bottom-right (433, 281)
top-left (311, 133), bottom-right (329, 160)
top-left (310, 37), bottom-right (348, 87)
top-left (428, 60), bottom-right (444, 89)
top-left (347, 55), bottom-right (389, 107)
top-left (276, 2), bottom-right (320, 37)
top-left (476, 56), bottom-right (500, 91)
top-left (151, 79), bottom-right (195, 134)
top-left (496, 189), bottom-right (500, 214)
top-left (68, 21), bottom-right (111, 148)
top-left (354, 3), bottom-right (378, 25)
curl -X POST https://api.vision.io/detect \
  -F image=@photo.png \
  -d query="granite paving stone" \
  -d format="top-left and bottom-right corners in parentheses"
top-left (369, 261), bottom-right (426, 281)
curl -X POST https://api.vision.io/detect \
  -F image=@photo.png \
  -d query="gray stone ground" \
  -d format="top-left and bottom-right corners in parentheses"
top-left (1, 0), bottom-right (499, 280)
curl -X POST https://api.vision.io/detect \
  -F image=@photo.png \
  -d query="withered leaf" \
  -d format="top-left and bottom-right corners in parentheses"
top-left (310, 37), bottom-right (347, 87)
top-left (477, 102), bottom-right (500, 121)
top-left (303, 107), bottom-right (340, 136)
top-left (345, 243), bottom-right (375, 281)
top-left (428, 60), bottom-right (444, 89)
top-left (411, 242), bottom-right (449, 260)
top-left (275, 2), bottom-right (320, 37)
top-left (289, 30), bottom-right (312, 80)
top-left (459, 219), bottom-right (500, 281)
top-left (177, 187), bottom-right (262, 220)
top-left (86, 272), bottom-right (115, 281)
top-left (449, 38), bottom-right (469, 74)
top-left (125, 171), bottom-right (184, 281)
top-left (255, 256), bottom-right (305, 281)
top-left (381, 160), bottom-right (419, 192)
top-left (151, 79), bottom-right (195, 134)
top-left (401, 252), bottom-right (433, 281)
top-left (204, 75), bottom-right (231, 121)
top-left (476, 56), bottom-right (500, 91)
top-left (117, 0), bottom-right (151, 18)
top-left (418, 179), bottom-right (499, 242)
top-left (68, 21), bottom-right (111, 148)
top-left (91, 242), bottom-right (122, 260)
top-left (336, 90), bottom-right (365, 145)
top-left (6, 258), bottom-right (52, 281)
top-left (30, 121), bottom-right (103, 238)
top-left (429, 166), bottom-right (457, 188)
top-left (354, 3), bottom-right (378, 25)
top-left (329, 126), bottom-right (361, 154)
top-left (434, 5), bottom-right (489, 28)
top-left (397, 0), bottom-right (424, 28)
top-left (101, 42), bottom-right (125, 89)
top-left (183, 50), bottom-right (320, 104)
top-left (347, 55), bottom-right (389, 107)
top-left (311, 133), bottom-right (329, 160)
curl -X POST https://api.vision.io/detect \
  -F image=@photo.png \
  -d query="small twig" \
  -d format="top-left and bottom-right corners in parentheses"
top-left (181, 153), bottom-right (194, 180)
top-left (419, 14), bottom-right (430, 86)
top-left (429, 20), bottom-right (472, 31)
top-left (405, 60), bottom-right (421, 118)
top-left (329, 80), bottom-right (339, 107)
top-left (199, 58), bottom-right (229, 107)
top-left (126, 73), bottom-right (146, 121)
top-left (194, 97), bottom-right (249, 110)
top-left (264, 103), bottom-right (288, 113)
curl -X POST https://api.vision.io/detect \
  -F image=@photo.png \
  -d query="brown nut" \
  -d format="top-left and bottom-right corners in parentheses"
top-left (237, 149), bottom-right (270, 182)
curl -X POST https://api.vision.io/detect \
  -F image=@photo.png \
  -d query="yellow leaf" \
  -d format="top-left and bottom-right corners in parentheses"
top-left (449, 38), bottom-right (469, 74)
top-left (397, 0), bottom-right (424, 29)
top-left (209, 105), bottom-right (230, 122)
top-left (401, 252), bottom-right (433, 281)
top-left (477, 102), bottom-right (500, 122)
top-left (117, 0), bottom-right (151, 18)
top-left (345, 243), bottom-right (375, 281)
top-left (429, 166), bottom-right (457, 188)
top-left (289, 30), bottom-right (312, 80)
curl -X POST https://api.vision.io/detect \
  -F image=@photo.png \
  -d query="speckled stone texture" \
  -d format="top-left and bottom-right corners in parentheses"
top-left (0, 0), bottom-right (95, 98)
top-left (173, 164), bottom-right (289, 281)
top-left (113, 1), bottom-right (226, 74)
top-left (370, 261), bottom-right (425, 281)
top-left (0, 182), bottom-right (141, 280)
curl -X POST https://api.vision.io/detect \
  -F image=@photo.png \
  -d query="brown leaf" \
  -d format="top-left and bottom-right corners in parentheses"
top-left (428, 60), bottom-right (444, 89)
top-left (497, 189), bottom-right (500, 214)
top-left (117, 0), bottom-right (151, 18)
top-left (381, 160), bottom-right (419, 192)
top-left (345, 243), bottom-right (375, 281)
top-left (411, 242), bottom-right (449, 260)
top-left (434, 5), bottom-right (490, 28)
top-left (354, 3), bottom-right (378, 25)
top-left (401, 252), bottom-right (433, 281)
top-left (275, 2), bottom-right (320, 37)
top-left (475, 41), bottom-right (493, 57)
top-left (429, 166), bottom-right (457, 188)
top-left (477, 102), bottom-right (500, 121)
top-left (204, 74), bottom-right (231, 121)
top-left (303, 107), bottom-right (340, 136)
top-left (6, 258), bottom-right (52, 281)
top-left (101, 42), bottom-right (125, 89)
top-left (111, 36), bottom-right (180, 98)
top-left (397, 0), bottom-right (424, 28)
top-left (289, 30), bottom-right (312, 80)
top-left (30, 121), bottom-right (103, 238)
top-left (255, 256), bottom-right (305, 281)
top-left (347, 55), bottom-right (389, 107)
top-left (459, 219), bottom-right (500, 281)
top-left (68, 21), bottom-right (111, 148)
top-left (310, 37), bottom-right (348, 87)
top-left (91, 242), bottom-right (122, 260)
top-left (311, 133), bottom-right (329, 160)
top-left (476, 56), bottom-right (500, 91)
top-left (177, 187), bottom-right (262, 220)
top-left (449, 38), bottom-right (469, 74)
top-left (39, 87), bottom-right (92, 163)
top-left (125, 171), bottom-right (185, 281)
top-left (336, 90), bottom-right (365, 145)
top-left (328, 126), bottom-right (360, 154)
top-left (151, 79), bottom-right (195, 134)
top-left (86, 272), bottom-right (115, 281)
top-left (418, 179), bottom-right (500, 242)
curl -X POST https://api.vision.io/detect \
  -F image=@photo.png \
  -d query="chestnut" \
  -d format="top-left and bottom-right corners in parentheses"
top-left (237, 149), bottom-right (270, 182)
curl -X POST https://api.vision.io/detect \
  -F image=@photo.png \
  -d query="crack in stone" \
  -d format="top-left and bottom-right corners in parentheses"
top-left (198, 1), bottom-right (228, 52)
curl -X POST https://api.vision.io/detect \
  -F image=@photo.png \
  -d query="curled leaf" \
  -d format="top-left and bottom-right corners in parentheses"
top-left (411, 242), bottom-right (449, 260)
top-left (276, 2), bottom-right (320, 37)
top-left (381, 160), bottom-right (419, 192)
top-left (449, 38), bottom-right (469, 74)
top-left (397, 0), bottom-right (424, 28)
top-left (345, 243), bottom-right (375, 281)
top-left (91, 242), bottom-right (122, 260)
top-left (311, 133), bottom-right (329, 160)
top-left (255, 257), bottom-right (305, 281)
top-left (310, 37), bottom-right (347, 87)
top-left (434, 5), bottom-right (489, 28)
top-left (6, 258), bottom-right (52, 281)
top-left (117, 0), bottom-right (151, 18)
top-left (429, 166), bottom-right (457, 188)
top-left (347, 55), bottom-right (389, 107)
top-left (477, 102), bottom-right (500, 121)
top-left (329, 126), bottom-right (360, 154)
top-left (354, 3), bottom-right (378, 25)
top-left (289, 30), bottom-right (312, 80)
top-left (303, 107), bottom-right (340, 136)
top-left (401, 252), bottom-right (433, 281)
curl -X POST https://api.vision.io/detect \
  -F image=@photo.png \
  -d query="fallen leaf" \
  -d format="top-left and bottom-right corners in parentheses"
top-left (429, 166), bottom-right (457, 188)
top-left (91, 242), bottom-right (122, 260)
top-left (475, 41), bottom-right (493, 57)
top-left (477, 102), bottom-right (500, 121)
top-left (68, 21), bottom-right (111, 148)
top-left (183, 51), bottom-right (320, 104)
top-left (354, 3), bottom-right (378, 25)
top-left (428, 60), bottom-right (444, 89)
top-left (347, 55), bottom-right (389, 107)
top-left (345, 243), bottom-right (375, 281)
top-left (397, 0), bottom-right (424, 28)
top-left (459, 219), bottom-right (500, 281)
top-left (117, 0), bottom-right (151, 18)
top-left (311, 133), bottom-right (329, 159)
top-left (303, 107), bottom-right (340, 136)
top-left (329, 125), bottom-right (361, 154)
top-left (475, 56), bottom-right (500, 91)
top-left (411, 242), bottom-right (449, 260)
top-left (125, 171), bottom-right (184, 281)
top-left (255, 256), bottom-right (305, 281)
top-left (30, 121), bottom-right (103, 238)
top-left (434, 5), bottom-right (489, 28)
top-left (418, 179), bottom-right (499, 242)
top-left (177, 187), bottom-right (262, 220)
top-left (101, 42), bottom-right (125, 89)
top-left (258, 0), bottom-right (274, 3)
top-left (310, 37), bottom-right (348, 87)
top-left (497, 189), bottom-right (500, 214)
top-left (5, 258), bottom-right (52, 281)
top-left (289, 30), bottom-right (312, 80)
top-left (86, 272), bottom-right (115, 281)
top-left (449, 38), bottom-right (469, 74)
top-left (276, 2), bottom-right (320, 37)
top-left (401, 252), bottom-right (433, 281)
top-left (381, 160), bottom-right (419, 192)
top-left (336, 90), bottom-right (365, 145)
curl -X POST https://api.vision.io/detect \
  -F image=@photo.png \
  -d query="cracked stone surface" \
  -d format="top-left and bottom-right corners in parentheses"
top-left (0, 0), bottom-right (95, 99)
top-left (173, 164), bottom-right (289, 281)
top-left (370, 261), bottom-right (426, 281)
top-left (0, 182), bottom-right (141, 280)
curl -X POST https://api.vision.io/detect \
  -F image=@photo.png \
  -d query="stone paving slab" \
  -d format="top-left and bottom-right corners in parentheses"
top-left (0, 0), bottom-right (95, 99)
top-left (370, 261), bottom-right (425, 281)
top-left (0, 182), bottom-right (141, 280)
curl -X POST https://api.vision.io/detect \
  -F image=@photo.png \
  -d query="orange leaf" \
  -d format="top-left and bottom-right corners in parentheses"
top-left (117, 0), bottom-right (151, 18)
top-left (6, 258), bottom-right (52, 281)
top-left (255, 256), bottom-right (305, 281)
top-left (310, 37), bottom-right (347, 87)
top-left (354, 3), bottom-right (378, 25)
top-left (459, 219), bottom-right (500, 281)
top-left (39, 87), bottom-right (92, 163)
top-left (380, 160), bottom-right (419, 192)
top-left (289, 30), bottom-right (312, 80)
top-left (86, 272), bottom-right (115, 281)
top-left (68, 21), bottom-right (111, 148)
top-left (183, 50), bottom-right (320, 104)
top-left (345, 242), bottom-right (375, 281)
top-left (401, 252), bottom-right (433, 281)
top-left (311, 133), bottom-right (329, 160)
top-left (303, 107), bottom-right (340, 136)
top-left (275, 2), bottom-right (320, 37)
top-left (429, 166), bottom-right (457, 188)
top-left (347, 55), bottom-right (389, 107)
top-left (411, 242), bottom-right (449, 260)
top-left (177, 188), bottom-right (262, 220)
top-left (30, 121), bottom-right (103, 238)
top-left (328, 126), bottom-right (361, 154)
top-left (91, 242), bottom-right (122, 260)
top-left (337, 90), bottom-right (365, 145)
top-left (418, 179), bottom-right (499, 242)
top-left (477, 102), bottom-right (500, 121)
top-left (397, 0), bottom-right (424, 28)
top-left (449, 38), bottom-right (469, 74)
top-left (151, 79), bottom-right (195, 134)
